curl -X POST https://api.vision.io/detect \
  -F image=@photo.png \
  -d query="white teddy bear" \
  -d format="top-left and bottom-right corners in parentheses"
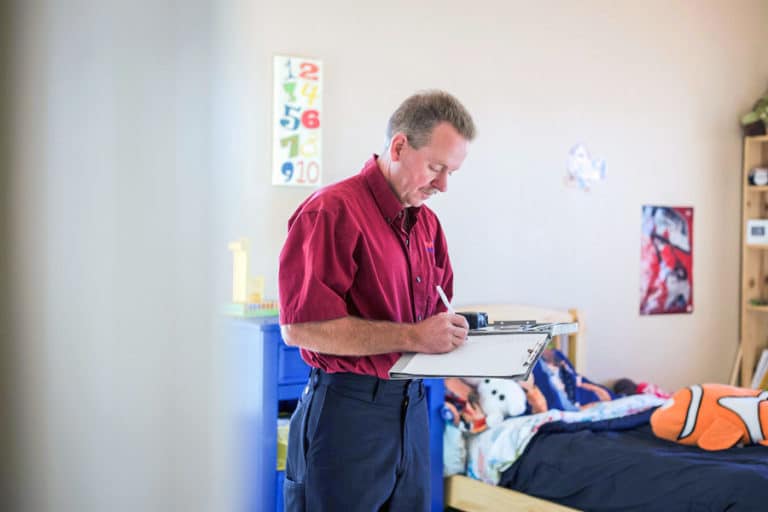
top-left (466, 377), bottom-right (528, 428)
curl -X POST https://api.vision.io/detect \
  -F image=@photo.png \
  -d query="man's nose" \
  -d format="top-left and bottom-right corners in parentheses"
top-left (432, 170), bottom-right (449, 193)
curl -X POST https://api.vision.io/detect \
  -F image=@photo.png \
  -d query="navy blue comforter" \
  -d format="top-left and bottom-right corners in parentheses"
top-left (499, 410), bottom-right (768, 512)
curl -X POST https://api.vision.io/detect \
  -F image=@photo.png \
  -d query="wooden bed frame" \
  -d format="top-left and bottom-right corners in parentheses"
top-left (442, 304), bottom-right (585, 512)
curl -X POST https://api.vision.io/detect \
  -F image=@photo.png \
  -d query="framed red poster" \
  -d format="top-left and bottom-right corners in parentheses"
top-left (640, 206), bottom-right (693, 315)
top-left (272, 55), bottom-right (322, 187)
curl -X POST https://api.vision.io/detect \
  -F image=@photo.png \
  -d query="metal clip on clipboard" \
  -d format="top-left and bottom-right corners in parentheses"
top-left (468, 320), bottom-right (579, 369)
top-left (472, 320), bottom-right (579, 336)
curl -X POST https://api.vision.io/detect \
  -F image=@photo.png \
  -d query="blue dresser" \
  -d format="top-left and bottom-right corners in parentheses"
top-left (232, 318), bottom-right (445, 512)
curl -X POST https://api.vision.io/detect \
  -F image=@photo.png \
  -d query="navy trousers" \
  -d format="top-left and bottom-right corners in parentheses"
top-left (284, 368), bottom-right (430, 512)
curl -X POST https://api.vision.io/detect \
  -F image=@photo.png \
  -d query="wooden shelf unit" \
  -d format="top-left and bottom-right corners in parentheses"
top-left (739, 135), bottom-right (768, 387)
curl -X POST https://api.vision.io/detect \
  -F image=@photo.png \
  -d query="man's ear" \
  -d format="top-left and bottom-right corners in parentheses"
top-left (390, 133), bottom-right (407, 162)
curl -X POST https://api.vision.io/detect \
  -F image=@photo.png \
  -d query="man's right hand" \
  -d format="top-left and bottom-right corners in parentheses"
top-left (411, 313), bottom-right (469, 354)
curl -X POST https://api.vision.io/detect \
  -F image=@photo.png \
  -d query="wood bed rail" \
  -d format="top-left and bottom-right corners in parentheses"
top-left (445, 475), bottom-right (581, 512)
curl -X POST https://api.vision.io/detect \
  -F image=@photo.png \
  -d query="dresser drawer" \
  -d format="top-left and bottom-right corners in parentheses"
top-left (278, 344), bottom-right (310, 385)
top-left (262, 323), bottom-right (310, 386)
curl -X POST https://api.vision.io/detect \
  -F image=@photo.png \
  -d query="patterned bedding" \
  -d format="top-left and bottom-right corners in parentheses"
top-left (466, 394), bottom-right (665, 484)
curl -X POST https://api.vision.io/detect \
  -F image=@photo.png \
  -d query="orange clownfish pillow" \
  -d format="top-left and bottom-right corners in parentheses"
top-left (650, 383), bottom-right (768, 450)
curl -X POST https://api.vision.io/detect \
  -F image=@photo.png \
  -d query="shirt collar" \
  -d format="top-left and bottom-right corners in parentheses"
top-left (362, 154), bottom-right (421, 227)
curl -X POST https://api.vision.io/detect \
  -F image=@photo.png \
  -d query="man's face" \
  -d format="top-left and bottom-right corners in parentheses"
top-left (388, 122), bottom-right (469, 207)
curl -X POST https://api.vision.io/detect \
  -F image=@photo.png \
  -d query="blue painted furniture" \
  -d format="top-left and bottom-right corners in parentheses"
top-left (232, 317), bottom-right (446, 512)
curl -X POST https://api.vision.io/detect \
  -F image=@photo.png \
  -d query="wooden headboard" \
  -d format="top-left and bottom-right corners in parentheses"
top-left (456, 304), bottom-right (583, 372)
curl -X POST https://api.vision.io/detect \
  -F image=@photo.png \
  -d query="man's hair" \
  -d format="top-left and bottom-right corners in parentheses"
top-left (386, 90), bottom-right (476, 149)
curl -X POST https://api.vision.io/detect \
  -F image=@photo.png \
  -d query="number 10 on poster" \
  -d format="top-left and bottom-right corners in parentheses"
top-left (272, 55), bottom-right (322, 186)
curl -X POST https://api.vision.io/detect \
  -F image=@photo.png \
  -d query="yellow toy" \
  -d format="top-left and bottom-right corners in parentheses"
top-left (228, 238), bottom-right (264, 303)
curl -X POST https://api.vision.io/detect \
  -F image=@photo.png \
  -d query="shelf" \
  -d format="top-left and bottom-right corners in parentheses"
top-left (740, 135), bottom-right (768, 388)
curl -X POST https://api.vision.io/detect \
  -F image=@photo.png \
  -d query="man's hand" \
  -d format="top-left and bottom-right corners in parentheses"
top-left (411, 313), bottom-right (469, 354)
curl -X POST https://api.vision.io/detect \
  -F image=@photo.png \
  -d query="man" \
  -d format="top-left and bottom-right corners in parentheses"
top-left (278, 90), bottom-right (476, 511)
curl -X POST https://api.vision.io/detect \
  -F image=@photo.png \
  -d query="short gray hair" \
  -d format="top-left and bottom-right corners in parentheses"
top-left (386, 90), bottom-right (476, 149)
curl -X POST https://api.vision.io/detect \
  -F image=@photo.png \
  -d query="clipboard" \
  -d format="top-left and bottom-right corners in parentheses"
top-left (388, 322), bottom-right (577, 380)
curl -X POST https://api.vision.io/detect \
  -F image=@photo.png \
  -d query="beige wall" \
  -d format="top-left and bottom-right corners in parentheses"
top-left (4, 1), bottom-right (768, 511)
top-left (230, 0), bottom-right (768, 391)
top-left (6, 1), bottom-right (228, 511)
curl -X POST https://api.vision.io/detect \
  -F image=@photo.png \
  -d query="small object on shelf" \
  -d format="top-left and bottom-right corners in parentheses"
top-left (749, 167), bottom-right (768, 186)
top-left (746, 219), bottom-right (768, 244)
top-left (225, 237), bottom-right (277, 317)
top-left (228, 238), bottom-right (266, 303)
top-left (224, 301), bottom-right (279, 318)
top-left (743, 119), bottom-right (767, 137)
top-left (749, 298), bottom-right (768, 306)
top-left (740, 89), bottom-right (768, 137)
top-left (228, 238), bottom-right (250, 303)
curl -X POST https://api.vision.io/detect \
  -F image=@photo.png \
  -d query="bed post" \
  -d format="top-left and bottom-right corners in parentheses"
top-left (567, 308), bottom-right (582, 372)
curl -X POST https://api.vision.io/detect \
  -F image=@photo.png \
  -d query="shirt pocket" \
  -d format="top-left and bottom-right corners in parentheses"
top-left (426, 265), bottom-right (447, 317)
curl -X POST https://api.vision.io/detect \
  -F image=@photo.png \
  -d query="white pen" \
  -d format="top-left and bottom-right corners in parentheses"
top-left (435, 285), bottom-right (455, 314)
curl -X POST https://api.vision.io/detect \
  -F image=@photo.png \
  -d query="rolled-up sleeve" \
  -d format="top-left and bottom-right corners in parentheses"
top-left (279, 210), bottom-right (358, 324)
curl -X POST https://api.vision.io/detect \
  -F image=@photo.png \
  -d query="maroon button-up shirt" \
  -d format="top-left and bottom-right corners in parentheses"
top-left (278, 155), bottom-right (454, 378)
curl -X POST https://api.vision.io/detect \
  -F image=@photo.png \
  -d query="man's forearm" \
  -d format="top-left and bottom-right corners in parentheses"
top-left (281, 316), bottom-right (418, 356)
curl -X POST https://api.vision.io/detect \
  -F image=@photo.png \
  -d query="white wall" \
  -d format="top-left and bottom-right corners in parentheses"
top-left (4, 1), bottom-right (768, 511)
top-left (229, 0), bottom-right (768, 391)
top-left (6, 2), bottom-right (232, 511)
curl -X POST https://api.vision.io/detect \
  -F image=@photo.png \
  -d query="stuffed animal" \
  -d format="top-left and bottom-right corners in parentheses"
top-left (466, 377), bottom-right (527, 428)
top-left (650, 383), bottom-right (768, 451)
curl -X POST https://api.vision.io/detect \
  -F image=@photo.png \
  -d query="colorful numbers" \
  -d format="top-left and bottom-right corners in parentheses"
top-left (298, 62), bottom-right (319, 81)
top-left (280, 105), bottom-right (301, 130)
top-left (280, 134), bottom-right (299, 158)
top-left (273, 56), bottom-right (322, 186)
top-left (302, 110), bottom-right (320, 129)
top-left (301, 83), bottom-right (318, 106)
top-left (281, 161), bottom-right (294, 181)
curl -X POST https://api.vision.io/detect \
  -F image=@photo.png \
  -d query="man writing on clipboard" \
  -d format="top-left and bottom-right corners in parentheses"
top-left (278, 90), bottom-right (476, 511)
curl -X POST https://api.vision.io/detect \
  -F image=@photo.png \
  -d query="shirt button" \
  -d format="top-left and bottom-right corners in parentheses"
top-left (417, 315), bottom-right (423, 321)
top-left (416, 276), bottom-right (422, 283)
top-left (405, 238), bottom-right (409, 246)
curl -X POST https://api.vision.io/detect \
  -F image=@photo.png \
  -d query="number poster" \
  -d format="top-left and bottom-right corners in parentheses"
top-left (272, 55), bottom-right (322, 186)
